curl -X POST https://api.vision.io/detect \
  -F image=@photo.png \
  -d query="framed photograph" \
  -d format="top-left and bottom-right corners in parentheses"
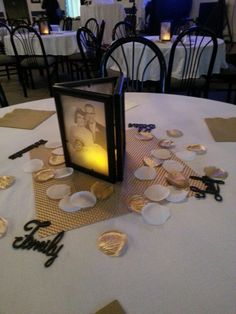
top-left (31, 0), bottom-right (41, 3)
top-left (53, 76), bottom-right (125, 183)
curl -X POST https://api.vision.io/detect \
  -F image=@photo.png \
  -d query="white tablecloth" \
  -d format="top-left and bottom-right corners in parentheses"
top-left (4, 31), bottom-right (78, 56)
top-left (80, 3), bottom-right (126, 44)
top-left (0, 26), bottom-right (9, 39)
top-left (147, 36), bottom-right (228, 79)
top-left (1, 94), bottom-right (236, 314)
top-left (108, 36), bottom-right (227, 80)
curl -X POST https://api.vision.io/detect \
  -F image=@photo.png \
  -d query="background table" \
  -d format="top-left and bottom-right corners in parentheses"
top-left (1, 94), bottom-right (236, 314)
top-left (4, 31), bottom-right (78, 56)
top-left (147, 36), bottom-right (228, 79)
top-left (109, 36), bottom-right (227, 81)
top-left (80, 3), bottom-right (126, 45)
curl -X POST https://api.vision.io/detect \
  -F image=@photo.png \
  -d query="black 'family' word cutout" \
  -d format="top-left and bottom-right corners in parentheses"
top-left (12, 220), bottom-right (65, 267)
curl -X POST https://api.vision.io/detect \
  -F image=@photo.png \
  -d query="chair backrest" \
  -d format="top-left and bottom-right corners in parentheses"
top-left (112, 21), bottom-right (134, 41)
top-left (84, 18), bottom-right (99, 38)
top-left (10, 25), bottom-right (49, 67)
top-left (8, 19), bottom-right (30, 28)
top-left (97, 20), bottom-right (105, 46)
top-left (0, 22), bottom-right (12, 55)
top-left (166, 26), bottom-right (218, 96)
top-left (172, 17), bottom-right (196, 35)
top-left (0, 83), bottom-right (9, 107)
top-left (100, 36), bottom-right (166, 92)
top-left (76, 26), bottom-right (101, 78)
top-left (62, 17), bottom-right (73, 31)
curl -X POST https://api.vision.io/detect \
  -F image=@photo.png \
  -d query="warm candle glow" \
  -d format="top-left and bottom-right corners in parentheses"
top-left (81, 147), bottom-right (108, 175)
top-left (39, 21), bottom-right (50, 35)
top-left (68, 143), bottom-right (109, 176)
top-left (162, 33), bottom-right (171, 41)
top-left (41, 25), bottom-right (49, 35)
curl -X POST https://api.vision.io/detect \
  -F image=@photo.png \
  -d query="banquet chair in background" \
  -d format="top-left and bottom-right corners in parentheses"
top-left (166, 26), bottom-right (218, 98)
top-left (11, 25), bottom-right (58, 97)
top-left (84, 18), bottom-right (106, 48)
top-left (69, 27), bottom-right (102, 80)
top-left (0, 83), bottom-right (9, 107)
top-left (8, 19), bottom-right (30, 28)
top-left (100, 36), bottom-right (166, 92)
top-left (98, 20), bottom-right (105, 46)
top-left (0, 22), bottom-right (17, 80)
top-left (62, 17), bottom-right (73, 31)
top-left (85, 18), bottom-right (99, 38)
top-left (112, 20), bottom-right (135, 41)
top-left (98, 20), bottom-right (109, 53)
top-left (210, 51), bottom-right (236, 104)
top-left (172, 17), bottom-right (196, 36)
top-left (57, 16), bottom-right (73, 73)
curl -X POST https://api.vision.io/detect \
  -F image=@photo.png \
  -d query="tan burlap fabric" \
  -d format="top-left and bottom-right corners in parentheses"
top-left (0, 109), bottom-right (55, 129)
top-left (205, 117), bottom-right (236, 142)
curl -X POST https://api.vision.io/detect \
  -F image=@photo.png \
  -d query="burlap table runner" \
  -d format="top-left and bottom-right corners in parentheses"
top-left (205, 117), bottom-right (236, 142)
top-left (31, 129), bottom-right (204, 238)
top-left (0, 109), bottom-right (55, 129)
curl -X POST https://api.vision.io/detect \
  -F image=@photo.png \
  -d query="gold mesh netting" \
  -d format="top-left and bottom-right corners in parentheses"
top-left (31, 129), bottom-right (204, 238)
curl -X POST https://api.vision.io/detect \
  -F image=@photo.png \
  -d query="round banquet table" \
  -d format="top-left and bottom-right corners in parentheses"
top-left (0, 94), bottom-right (236, 314)
top-left (4, 31), bottom-right (78, 56)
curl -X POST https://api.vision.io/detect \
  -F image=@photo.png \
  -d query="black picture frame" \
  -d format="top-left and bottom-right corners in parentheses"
top-left (53, 76), bottom-right (125, 183)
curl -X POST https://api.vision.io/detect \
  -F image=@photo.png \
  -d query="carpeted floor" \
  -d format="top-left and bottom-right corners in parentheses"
top-left (1, 68), bottom-right (72, 106)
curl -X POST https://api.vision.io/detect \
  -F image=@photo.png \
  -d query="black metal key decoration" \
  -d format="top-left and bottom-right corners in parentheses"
top-left (190, 175), bottom-right (224, 202)
top-left (8, 139), bottom-right (47, 160)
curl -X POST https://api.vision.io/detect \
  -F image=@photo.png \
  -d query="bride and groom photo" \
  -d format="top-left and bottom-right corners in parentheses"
top-left (67, 102), bottom-right (108, 175)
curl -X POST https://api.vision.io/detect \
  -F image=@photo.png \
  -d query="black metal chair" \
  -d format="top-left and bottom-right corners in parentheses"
top-left (172, 17), bottom-right (196, 35)
top-left (100, 36), bottom-right (166, 92)
top-left (0, 83), bottom-right (9, 107)
top-left (112, 20), bottom-right (135, 41)
top-left (62, 17), bottom-right (73, 31)
top-left (84, 18), bottom-right (99, 38)
top-left (10, 25), bottom-right (58, 97)
top-left (69, 27), bottom-right (102, 79)
top-left (166, 26), bottom-right (218, 98)
top-left (0, 22), bottom-right (16, 79)
top-left (210, 52), bottom-right (236, 104)
top-left (98, 20), bottom-right (105, 46)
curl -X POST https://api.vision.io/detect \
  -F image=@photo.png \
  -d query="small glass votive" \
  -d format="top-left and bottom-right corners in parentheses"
top-left (160, 21), bottom-right (171, 41)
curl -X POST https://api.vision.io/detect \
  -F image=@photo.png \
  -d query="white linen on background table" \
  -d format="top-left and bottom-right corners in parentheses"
top-left (146, 36), bottom-right (228, 79)
top-left (4, 31), bottom-right (78, 56)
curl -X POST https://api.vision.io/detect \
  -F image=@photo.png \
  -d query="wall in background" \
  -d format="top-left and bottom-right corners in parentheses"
top-left (0, 0), bottom-right (66, 19)
top-left (27, 0), bottom-right (65, 11)
top-left (0, 0), bottom-right (235, 41)
top-left (190, 0), bottom-right (235, 41)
